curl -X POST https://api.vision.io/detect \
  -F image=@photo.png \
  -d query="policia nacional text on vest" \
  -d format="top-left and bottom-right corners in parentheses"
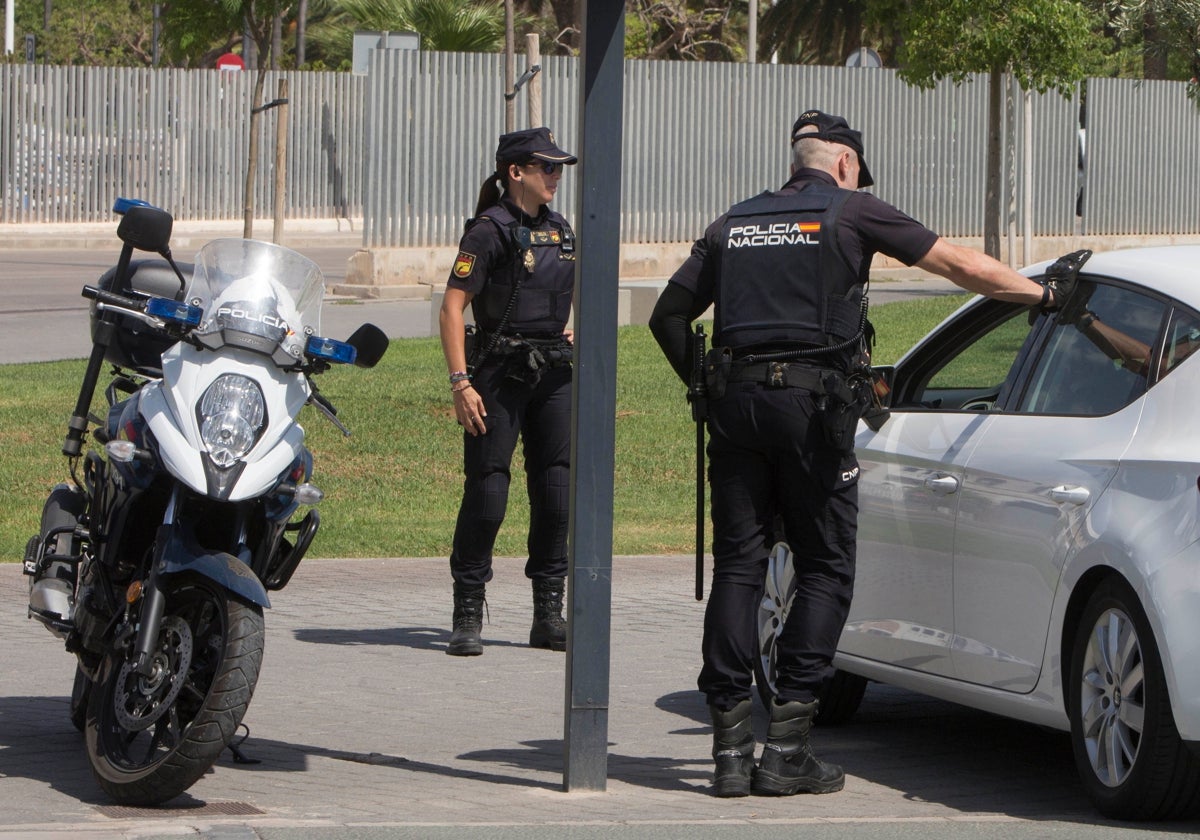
top-left (702, 182), bottom-right (888, 450)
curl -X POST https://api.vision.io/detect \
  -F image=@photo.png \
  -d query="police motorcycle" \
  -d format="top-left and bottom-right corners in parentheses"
top-left (24, 198), bottom-right (388, 805)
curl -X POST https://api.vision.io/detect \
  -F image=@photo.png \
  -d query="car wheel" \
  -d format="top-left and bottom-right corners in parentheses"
top-left (1068, 578), bottom-right (1200, 820)
top-left (754, 541), bottom-right (867, 725)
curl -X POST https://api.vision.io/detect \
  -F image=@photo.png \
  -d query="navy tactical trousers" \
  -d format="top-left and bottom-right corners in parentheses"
top-left (449, 360), bottom-right (572, 587)
top-left (699, 380), bottom-right (859, 710)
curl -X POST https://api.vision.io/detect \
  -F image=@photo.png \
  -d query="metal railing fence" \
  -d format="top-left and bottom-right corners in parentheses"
top-left (2, 60), bottom-right (1198, 244)
top-left (1, 65), bottom-right (364, 224)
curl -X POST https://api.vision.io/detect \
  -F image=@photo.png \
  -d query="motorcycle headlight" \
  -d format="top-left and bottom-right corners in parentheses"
top-left (199, 374), bottom-right (266, 467)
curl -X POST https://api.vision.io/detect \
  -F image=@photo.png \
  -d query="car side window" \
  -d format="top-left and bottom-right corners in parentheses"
top-left (1017, 282), bottom-right (1166, 416)
top-left (1163, 309), bottom-right (1200, 378)
top-left (907, 305), bottom-right (1034, 411)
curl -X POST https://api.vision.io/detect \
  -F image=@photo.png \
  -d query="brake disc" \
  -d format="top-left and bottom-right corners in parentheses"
top-left (112, 615), bottom-right (194, 732)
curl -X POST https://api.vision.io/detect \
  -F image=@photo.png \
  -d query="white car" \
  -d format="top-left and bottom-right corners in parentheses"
top-left (759, 246), bottom-right (1200, 821)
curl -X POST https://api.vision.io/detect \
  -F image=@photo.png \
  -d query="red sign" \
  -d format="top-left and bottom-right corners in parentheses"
top-left (216, 53), bottom-right (245, 72)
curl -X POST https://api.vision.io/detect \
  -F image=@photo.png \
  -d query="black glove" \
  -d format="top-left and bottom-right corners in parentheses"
top-left (1041, 249), bottom-right (1092, 312)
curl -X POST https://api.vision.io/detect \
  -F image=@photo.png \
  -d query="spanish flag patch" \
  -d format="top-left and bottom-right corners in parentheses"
top-left (453, 251), bottom-right (476, 278)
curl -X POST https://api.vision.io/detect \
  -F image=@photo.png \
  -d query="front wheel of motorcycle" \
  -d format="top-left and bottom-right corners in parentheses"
top-left (85, 575), bottom-right (265, 805)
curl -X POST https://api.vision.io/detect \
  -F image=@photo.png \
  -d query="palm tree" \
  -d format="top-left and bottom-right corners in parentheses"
top-left (307, 0), bottom-right (517, 66)
top-left (758, 0), bottom-right (897, 65)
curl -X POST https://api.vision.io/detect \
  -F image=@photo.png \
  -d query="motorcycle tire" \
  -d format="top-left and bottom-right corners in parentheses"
top-left (85, 574), bottom-right (265, 805)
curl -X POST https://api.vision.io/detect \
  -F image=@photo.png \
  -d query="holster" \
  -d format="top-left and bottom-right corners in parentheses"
top-left (497, 336), bottom-right (572, 387)
top-left (703, 346), bottom-right (733, 399)
top-left (814, 369), bottom-right (886, 452)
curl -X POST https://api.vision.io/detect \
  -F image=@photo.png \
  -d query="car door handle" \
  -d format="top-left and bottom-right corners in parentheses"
top-left (924, 475), bottom-right (960, 494)
top-left (1050, 485), bottom-right (1090, 506)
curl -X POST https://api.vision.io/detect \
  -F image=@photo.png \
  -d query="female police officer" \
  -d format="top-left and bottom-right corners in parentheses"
top-left (438, 127), bottom-right (578, 657)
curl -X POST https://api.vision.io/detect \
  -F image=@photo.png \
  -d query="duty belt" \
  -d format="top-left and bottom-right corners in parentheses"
top-left (727, 361), bottom-right (829, 390)
top-left (478, 331), bottom-right (573, 366)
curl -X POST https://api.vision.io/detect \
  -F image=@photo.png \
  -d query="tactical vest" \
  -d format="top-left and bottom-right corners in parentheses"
top-left (469, 204), bottom-right (576, 336)
top-left (715, 183), bottom-right (863, 360)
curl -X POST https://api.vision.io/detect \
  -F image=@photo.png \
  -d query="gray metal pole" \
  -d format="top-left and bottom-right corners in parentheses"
top-left (564, 0), bottom-right (624, 793)
top-left (504, 0), bottom-right (515, 132)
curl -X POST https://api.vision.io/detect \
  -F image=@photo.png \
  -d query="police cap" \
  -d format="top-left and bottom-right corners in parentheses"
top-left (495, 127), bottom-right (578, 166)
top-left (791, 110), bottom-right (874, 188)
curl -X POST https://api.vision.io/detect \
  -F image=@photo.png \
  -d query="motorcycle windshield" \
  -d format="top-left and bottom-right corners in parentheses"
top-left (187, 239), bottom-right (324, 366)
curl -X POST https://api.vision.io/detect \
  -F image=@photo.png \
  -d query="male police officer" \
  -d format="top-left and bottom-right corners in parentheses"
top-left (650, 110), bottom-right (1064, 798)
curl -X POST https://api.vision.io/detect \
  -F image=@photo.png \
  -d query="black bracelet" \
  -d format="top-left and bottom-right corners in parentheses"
top-left (1040, 284), bottom-right (1052, 309)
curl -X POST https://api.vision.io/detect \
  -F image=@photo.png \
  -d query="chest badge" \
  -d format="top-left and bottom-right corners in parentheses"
top-left (523, 249), bottom-right (536, 273)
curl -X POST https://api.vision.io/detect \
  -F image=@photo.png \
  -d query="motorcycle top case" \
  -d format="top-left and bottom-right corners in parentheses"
top-left (91, 259), bottom-right (193, 373)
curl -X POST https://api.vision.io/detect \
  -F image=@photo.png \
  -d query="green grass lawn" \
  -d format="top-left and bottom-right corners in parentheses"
top-left (1, 293), bottom-right (970, 561)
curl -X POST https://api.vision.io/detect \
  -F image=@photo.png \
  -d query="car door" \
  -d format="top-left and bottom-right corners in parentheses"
top-left (949, 281), bottom-right (1164, 691)
top-left (848, 300), bottom-right (1037, 678)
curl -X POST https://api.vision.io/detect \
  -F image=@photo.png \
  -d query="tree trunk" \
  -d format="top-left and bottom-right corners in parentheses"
top-left (984, 69), bottom-right (1003, 259)
top-left (1143, 12), bottom-right (1168, 79)
top-left (243, 64), bottom-right (269, 239)
top-left (295, 0), bottom-right (307, 67)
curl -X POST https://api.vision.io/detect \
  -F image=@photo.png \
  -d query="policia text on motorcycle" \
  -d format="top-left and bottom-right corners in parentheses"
top-left (649, 110), bottom-right (1074, 798)
top-left (437, 127), bottom-right (578, 657)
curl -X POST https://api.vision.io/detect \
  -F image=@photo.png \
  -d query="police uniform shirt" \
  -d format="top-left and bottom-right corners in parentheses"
top-left (667, 169), bottom-right (939, 307)
top-left (448, 196), bottom-right (556, 296)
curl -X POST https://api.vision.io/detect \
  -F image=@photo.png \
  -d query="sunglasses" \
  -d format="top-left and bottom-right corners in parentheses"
top-left (524, 161), bottom-right (564, 175)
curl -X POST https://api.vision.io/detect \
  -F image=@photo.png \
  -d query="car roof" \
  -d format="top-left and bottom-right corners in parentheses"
top-left (1023, 245), bottom-right (1200, 307)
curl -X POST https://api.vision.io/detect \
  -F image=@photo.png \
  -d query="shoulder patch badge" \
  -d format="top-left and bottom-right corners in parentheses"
top-left (452, 251), bottom-right (476, 278)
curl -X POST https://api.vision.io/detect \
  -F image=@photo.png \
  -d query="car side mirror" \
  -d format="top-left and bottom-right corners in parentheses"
top-left (871, 365), bottom-right (895, 409)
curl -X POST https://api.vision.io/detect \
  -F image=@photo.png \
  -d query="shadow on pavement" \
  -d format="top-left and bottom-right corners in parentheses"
top-left (291, 625), bottom-right (529, 652)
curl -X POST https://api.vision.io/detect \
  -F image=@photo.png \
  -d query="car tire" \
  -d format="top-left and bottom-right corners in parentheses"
top-left (754, 541), bottom-right (867, 725)
top-left (816, 669), bottom-right (869, 725)
top-left (1068, 577), bottom-right (1200, 820)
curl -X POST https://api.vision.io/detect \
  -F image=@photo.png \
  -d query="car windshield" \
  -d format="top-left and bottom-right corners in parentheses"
top-left (186, 239), bottom-right (324, 364)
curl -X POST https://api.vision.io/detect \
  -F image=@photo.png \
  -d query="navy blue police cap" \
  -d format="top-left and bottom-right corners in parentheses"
top-left (791, 110), bottom-right (874, 188)
top-left (495, 127), bottom-right (578, 166)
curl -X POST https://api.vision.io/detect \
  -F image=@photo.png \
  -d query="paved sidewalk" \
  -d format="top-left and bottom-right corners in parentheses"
top-left (2, 556), bottom-right (1102, 838)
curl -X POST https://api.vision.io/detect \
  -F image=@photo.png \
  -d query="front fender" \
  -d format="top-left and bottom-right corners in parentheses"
top-left (159, 528), bottom-right (270, 608)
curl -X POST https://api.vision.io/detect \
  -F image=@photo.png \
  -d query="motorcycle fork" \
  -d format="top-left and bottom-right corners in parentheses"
top-left (129, 486), bottom-right (184, 678)
top-left (130, 523), bottom-right (171, 678)
top-left (128, 490), bottom-right (259, 676)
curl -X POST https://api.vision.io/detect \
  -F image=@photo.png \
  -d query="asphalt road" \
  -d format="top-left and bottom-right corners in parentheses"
top-left (0, 247), bottom-right (434, 363)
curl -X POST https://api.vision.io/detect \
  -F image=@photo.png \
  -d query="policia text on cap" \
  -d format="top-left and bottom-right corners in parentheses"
top-left (648, 110), bottom-right (1070, 799)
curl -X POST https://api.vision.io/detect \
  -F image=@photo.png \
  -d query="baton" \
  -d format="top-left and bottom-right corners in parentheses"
top-left (688, 324), bottom-right (708, 601)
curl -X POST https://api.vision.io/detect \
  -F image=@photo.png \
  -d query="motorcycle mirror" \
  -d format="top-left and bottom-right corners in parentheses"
top-left (345, 323), bottom-right (389, 369)
top-left (116, 205), bottom-right (174, 254)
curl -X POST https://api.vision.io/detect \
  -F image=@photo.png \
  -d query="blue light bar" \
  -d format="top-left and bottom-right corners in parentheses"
top-left (305, 336), bottom-right (358, 365)
top-left (146, 297), bottom-right (202, 326)
top-left (112, 197), bottom-right (157, 215)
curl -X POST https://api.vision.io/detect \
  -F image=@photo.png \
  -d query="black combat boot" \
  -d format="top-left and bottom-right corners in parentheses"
top-left (710, 699), bottom-right (756, 797)
top-left (752, 698), bottom-right (845, 795)
top-left (529, 577), bottom-right (567, 651)
top-left (447, 582), bottom-right (486, 656)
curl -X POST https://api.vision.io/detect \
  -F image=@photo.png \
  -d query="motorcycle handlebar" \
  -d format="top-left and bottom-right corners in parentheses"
top-left (82, 284), bottom-right (145, 313)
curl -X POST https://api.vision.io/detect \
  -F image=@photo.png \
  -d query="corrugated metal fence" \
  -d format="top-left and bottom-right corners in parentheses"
top-left (0, 65), bottom-right (364, 224)
top-left (3, 58), bottom-right (1198, 244)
